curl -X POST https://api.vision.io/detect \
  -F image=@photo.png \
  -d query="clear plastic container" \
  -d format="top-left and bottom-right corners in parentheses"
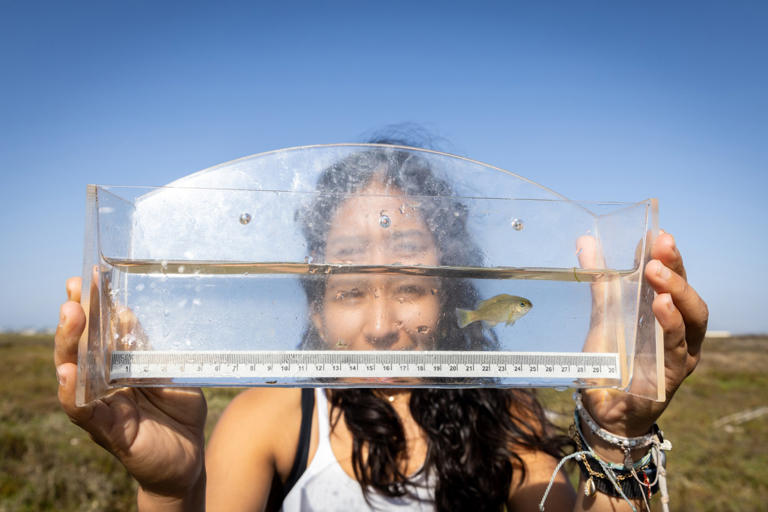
top-left (77, 144), bottom-right (663, 405)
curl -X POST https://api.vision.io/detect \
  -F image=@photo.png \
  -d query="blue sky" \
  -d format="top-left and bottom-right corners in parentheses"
top-left (1, 1), bottom-right (766, 333)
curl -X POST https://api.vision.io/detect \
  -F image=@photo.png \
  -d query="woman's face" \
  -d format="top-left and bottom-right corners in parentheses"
top-left (311, 182), bottom-right (441, 351)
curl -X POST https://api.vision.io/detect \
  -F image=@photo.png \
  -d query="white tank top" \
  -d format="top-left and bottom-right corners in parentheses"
top-left (280, 389), bottom-right (435, 511)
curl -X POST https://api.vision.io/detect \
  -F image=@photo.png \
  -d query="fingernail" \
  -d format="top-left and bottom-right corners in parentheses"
top-left (59, 311), bottom-right (67, 327)
top-left (653, 261), bottom-right (670, 279)
top-left (56, 366), bottom-right (67, 387)
top-left (665, 294), bottom-right (675, 312)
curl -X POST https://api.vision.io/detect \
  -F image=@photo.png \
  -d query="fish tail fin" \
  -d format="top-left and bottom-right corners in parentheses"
top-left (456, 308), bottom-right (474, 328)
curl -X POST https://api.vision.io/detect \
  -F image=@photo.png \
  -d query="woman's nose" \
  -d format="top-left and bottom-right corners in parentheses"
top-left (363, 292), bottom-right (400, 349)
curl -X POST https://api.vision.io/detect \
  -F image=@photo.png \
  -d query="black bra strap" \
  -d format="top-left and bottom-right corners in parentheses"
top-left (283, 388), bottom-right (315, 493)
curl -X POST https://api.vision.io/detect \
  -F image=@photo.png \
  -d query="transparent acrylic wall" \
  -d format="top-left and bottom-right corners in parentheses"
top-left (77, 145), bottom-right (662, 405)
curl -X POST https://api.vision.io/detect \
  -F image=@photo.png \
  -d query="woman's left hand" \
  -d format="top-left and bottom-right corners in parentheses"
top-left (580, 230), bottom-right (709, 443)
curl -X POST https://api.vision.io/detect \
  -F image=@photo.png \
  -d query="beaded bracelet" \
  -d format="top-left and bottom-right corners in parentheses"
top-left (570, 419), bottom-right (659, 500)
top-left (573, 391), bottom-right (658, 467)
top-left (572, 391), bottom-right (672, 512)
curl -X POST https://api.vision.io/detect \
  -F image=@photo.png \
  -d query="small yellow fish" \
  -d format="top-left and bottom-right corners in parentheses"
top-left (456, 294), bottom-right (532, 328)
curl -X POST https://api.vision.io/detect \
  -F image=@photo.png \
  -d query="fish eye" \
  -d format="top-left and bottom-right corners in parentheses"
top-left (520, 302), bottom-right (527, 307)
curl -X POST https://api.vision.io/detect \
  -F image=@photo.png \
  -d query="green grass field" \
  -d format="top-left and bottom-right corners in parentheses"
top-left (2, 333), bottom-right (766, 511)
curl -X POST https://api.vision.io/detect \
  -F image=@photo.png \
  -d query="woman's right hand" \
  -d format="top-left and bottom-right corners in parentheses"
top-left (55, 277), bottom-right (207, 510)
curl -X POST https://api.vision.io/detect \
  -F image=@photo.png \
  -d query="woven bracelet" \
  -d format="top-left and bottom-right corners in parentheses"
top-left (570, 421), bottom-right (659, 500)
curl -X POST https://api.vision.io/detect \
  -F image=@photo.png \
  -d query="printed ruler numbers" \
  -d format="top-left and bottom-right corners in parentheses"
top-left (110, 351), bottom-right (620, 381)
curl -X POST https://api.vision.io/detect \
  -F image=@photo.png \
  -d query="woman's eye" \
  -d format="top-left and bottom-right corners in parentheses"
top-left (394, 243), bottom-right (426, 254)
top-left (397, 285), bottom-right (426, 298)
top-left (334, 247), bottom-right (363, 258)
top-left (335, 288), bottom-right (364, 301)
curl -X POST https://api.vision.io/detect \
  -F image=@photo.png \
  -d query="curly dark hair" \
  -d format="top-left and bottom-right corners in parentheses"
top-left (295, 137), bottom-right (572, 511)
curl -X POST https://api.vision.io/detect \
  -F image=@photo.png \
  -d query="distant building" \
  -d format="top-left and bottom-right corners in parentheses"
top-left (705, 330), bottom-right (731, 338)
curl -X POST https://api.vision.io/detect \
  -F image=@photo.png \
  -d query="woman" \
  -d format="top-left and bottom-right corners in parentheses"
top-left (54, 142), bottom-right (708, 511)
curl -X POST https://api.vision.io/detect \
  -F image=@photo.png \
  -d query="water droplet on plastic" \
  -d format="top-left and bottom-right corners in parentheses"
top-left (192, 298), bottom-right (202, 306)
top-left (511, 218), bottom-right (524, 231)
top-left (379, 213), bottom-right (391, 228)
top-left (304, 255), bottom-right (314, 264)
top-left (430, 288), bottom-right (439, 295)
top-left (185, 339), bottom-right (192, 347)
top-left (163, 309), bottom-right (170, 317)
top-left (417, 326), bottom-right (430, 334)
top-left (160, 260), bottom-right (168, 270)
top-left (177, 265), bottom-right (185, 273)
top-left (135, 283), bottom-right (145, 292)
top-left (399, 204), bottom-right (407, 215)
top-left (239, 213), bottom-right (252, 225)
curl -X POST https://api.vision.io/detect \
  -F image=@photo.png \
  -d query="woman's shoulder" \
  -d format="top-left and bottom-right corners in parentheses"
top-left (214, 387), bottom-right (304, 444)
top-left (226, 387), bottom-right (304, 417)
top-left (205, 388), bottom-right (306, 510)
top-left (208, 388), bottom-right (304, 467)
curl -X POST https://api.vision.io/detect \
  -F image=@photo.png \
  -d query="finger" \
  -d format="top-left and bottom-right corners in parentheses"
top-left (576, 236), bottom-right (617, 354)
top-left (576, 235), bottom-right (608, 309)
top-left (645, 259), bottom-right (708, 355)
top-left (56, 361), bottom-right (127, 451)
top-left (56, 361), bottom-right (97, 426)
top-left (54, 300), bottom-right (87, 367)
top-left (576, 235), bottom-right (605, 269)
top-left (652, 293), bottom-right (685, 347)
top-left (66, 276), bottom-right (82, 303)
top-left (651, 231), bottom-right (686, 281)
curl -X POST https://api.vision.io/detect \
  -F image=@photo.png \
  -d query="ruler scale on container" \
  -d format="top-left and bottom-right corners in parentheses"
top-left (110, 351), bottom-right (619, 381)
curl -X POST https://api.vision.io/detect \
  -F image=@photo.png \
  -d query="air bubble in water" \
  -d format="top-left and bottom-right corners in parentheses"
top-left (511, 218), bottom-right (524, 231)
top-left (121, 333), bottom-right (137, 347)
top-left (239, 213), bottom-right (252, 225)
top-left (379, 213), bottom-right (391, 228)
